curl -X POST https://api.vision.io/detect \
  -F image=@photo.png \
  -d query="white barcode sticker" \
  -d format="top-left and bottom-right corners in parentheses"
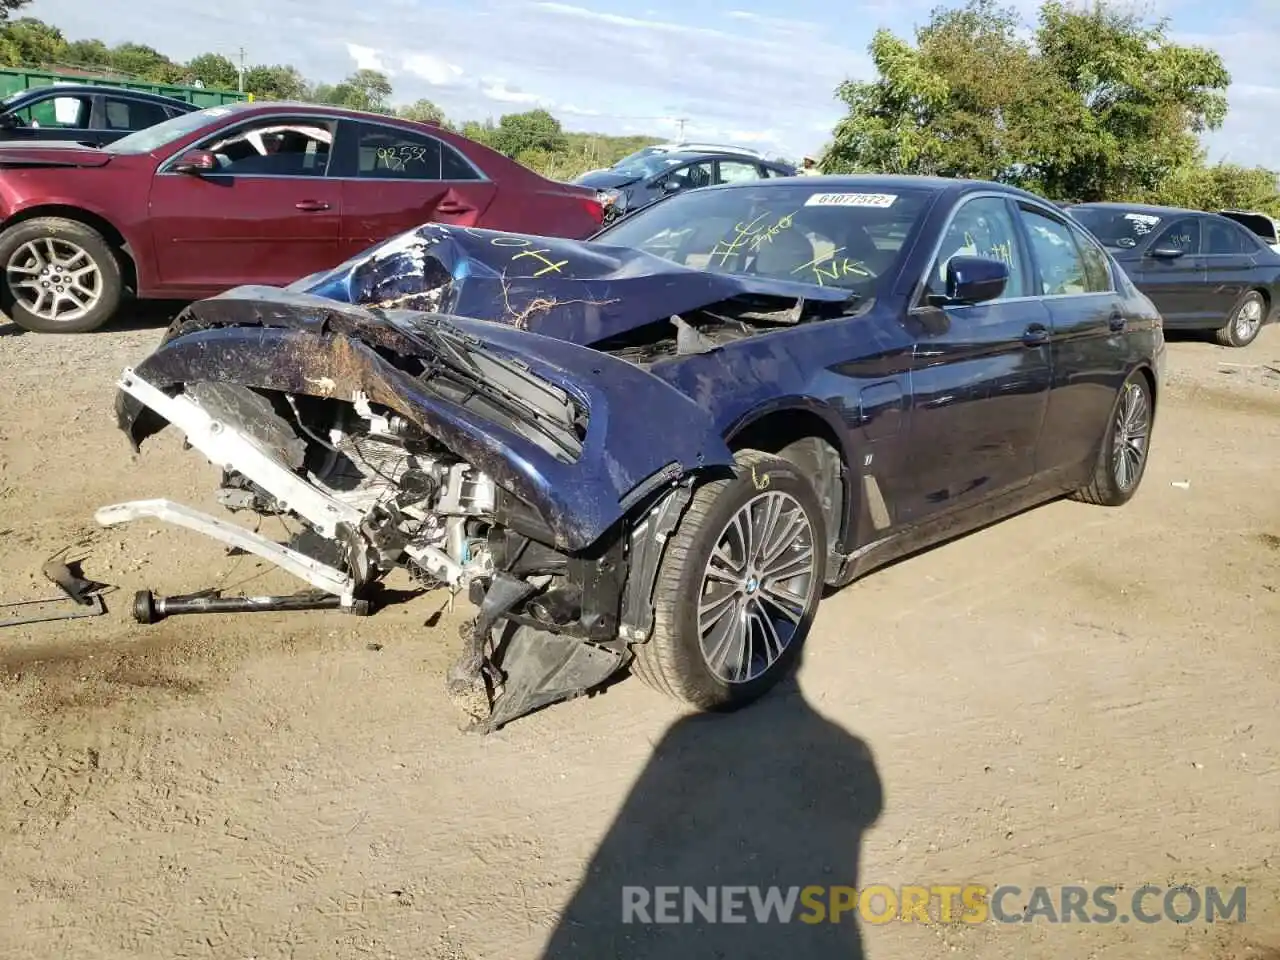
top-left (804, 192), bottom-right (897, 208)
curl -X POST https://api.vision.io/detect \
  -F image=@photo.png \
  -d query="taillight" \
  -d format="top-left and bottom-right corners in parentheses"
top-left (580, 195), bottom-right (604, 225)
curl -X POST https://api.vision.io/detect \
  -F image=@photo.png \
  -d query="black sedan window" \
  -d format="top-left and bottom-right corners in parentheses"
top-left (1068, 207), bottom-right (1164, 250)
top-left (1149, 218), bottom-right (1200, 255)
top-left (596, 183), bottom-right (934, 292)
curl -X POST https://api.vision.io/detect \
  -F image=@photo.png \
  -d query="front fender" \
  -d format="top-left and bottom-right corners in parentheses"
top-left (119, 294), bottom-right (735, 552)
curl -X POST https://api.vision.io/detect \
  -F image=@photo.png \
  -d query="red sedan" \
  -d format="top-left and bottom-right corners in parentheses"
top-left (0, 101), bottom-right (605, 333)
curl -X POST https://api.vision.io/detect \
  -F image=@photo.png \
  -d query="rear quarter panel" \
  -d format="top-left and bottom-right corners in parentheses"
top-left (443, 133), bottom-right (600, 239)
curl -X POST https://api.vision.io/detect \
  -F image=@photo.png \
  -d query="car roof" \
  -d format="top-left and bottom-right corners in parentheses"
top-left (663, 150), bottom-right (777, 164)
top-left (1067, 201), bottom-right (1201, 217)
top-left (5, 84), bottom-right (196, 110)
top-left (219, 99), bottom-right (461, 130)
top-left (710, 173), bottom-right (1048, 202)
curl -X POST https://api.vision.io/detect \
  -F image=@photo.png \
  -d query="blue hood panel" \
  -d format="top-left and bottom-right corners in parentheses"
top-left (289, 223), bottom-right (856, 347)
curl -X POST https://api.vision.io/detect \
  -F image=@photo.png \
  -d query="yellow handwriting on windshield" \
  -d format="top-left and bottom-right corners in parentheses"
top-left (708, 211), bottom-right (798, 266)
top-left (790, 247), bottom-right (872, 286)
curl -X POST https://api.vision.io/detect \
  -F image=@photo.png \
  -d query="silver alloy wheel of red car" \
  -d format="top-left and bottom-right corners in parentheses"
top-left (5, 237), bottom-right (104, 325)
top-left (696, 489), bottom-right (818, 684)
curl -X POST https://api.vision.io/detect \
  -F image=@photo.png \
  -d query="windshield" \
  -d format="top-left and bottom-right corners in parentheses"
top-left (595, 182), bottom-right (935, 292)
top-left (103, 105), bottom-right (237, 155)
top-left (1067, 207), bottom-right (1163, 250)
top-left (613, 152), bottom-right (685, 180)
top-left (613, 146), bottom-right (663, 169)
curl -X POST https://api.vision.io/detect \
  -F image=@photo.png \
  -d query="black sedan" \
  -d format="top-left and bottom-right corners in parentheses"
top-left (575, 149), bottom-right (795, 223)
top-left (104, 174), bottom-right (1164, 732)
top-left (1066, 202), bottom-right (1280, 348)
top-left (0, 84), bottom-right (197, 147)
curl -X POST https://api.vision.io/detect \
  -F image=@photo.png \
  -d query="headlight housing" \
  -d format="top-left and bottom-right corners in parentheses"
top-left (597, 187), bottom-right (625, 215)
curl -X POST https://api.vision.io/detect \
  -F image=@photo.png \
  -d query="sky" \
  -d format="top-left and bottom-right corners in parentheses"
top-left (25, 0), bottom-right (1280, 164)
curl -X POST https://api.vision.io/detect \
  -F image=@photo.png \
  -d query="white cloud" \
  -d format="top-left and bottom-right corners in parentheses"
top-left (480, 79), bottom-right (543, 105)
top-left (401, 52), bottom-right (464, 86)
top-left (21, 0), bottom-right (1277, 165)
top-left (345, 42), bottom-right (386, 73)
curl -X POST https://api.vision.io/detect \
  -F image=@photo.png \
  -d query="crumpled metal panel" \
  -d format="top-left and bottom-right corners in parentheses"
top-left (123, 289), bottom-right (735, 552)
top-left (287, 222), bottom-right (857, 346)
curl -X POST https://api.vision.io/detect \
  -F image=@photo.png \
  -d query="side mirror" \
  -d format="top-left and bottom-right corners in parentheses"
top-left (939, 255), bottom-right (1009, 305)
top-left (173, 149), bottom-right (217, 174)
top-left (1147, 245), bottom-right (1185, 260)
top-left (0, 112), bottom-right (18, 129)
top-left (659, 178), bottom-right (681, 194)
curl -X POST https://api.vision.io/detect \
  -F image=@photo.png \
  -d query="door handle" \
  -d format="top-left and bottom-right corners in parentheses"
top-left (295, 200), bottom-right (331, 211)
top-left (1022, 323), bottom-right (1049, 346)
top-left (1108, 310), bottom-right (1126, 332)
top-left (435, 201), bottom-right (472, 215)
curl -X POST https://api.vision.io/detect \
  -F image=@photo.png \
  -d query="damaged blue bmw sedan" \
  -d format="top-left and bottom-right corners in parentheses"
top-left (98, 175), bottom-right (1165, 732)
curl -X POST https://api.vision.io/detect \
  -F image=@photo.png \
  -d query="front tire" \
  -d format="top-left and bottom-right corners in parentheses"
top-left (632, 449), bottom-right (827, 711)
top-left (1071, 371), bottom-right (1154, 507)
top-left (0, 217), bottom-right (123, 333)
top-left (1213, 290), bottom-right (1266, 348)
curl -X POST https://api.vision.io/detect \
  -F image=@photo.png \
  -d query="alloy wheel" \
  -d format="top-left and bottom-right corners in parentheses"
top-left (1112, 380), bottom-right (1150, 492)
top-left (1234, 298), bottom-right (1263, 342)
top-left (697, 490), bottom-right (818, 684)
top-left (5, 237), bottom-right (103, 325)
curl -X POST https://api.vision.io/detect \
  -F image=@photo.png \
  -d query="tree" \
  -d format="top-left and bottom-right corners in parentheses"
top-left (64, 38), bottom-right (110, 67)
top-left (2, 16), bottom-right (66, 65)
top-left (313, 69), bottom-right (393, 112)
top-left (1033, 0), bottom-right (1230, 201)
top-left (487, 108), bottom-right (566, 159)
top-left (0, 15), bottom-right (662, 181)
top-left (108, 41), bottom-right (181, 82)
top-left (825, 0), bottom-right (1235, 204)
top-left (242, 64), bottom-right (311, 101)
top-left (187, 52), bottom-right (238, 91)
top-left (0, 0), bottom-right (30, 24)
top-left (397, 98), bottom-right (445, 124)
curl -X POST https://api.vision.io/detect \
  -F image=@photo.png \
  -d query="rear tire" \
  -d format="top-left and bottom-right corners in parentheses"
top-left (0, 217), bottom-right (123, 333)
top-left (631, 449), bottom-right (827, 711)
top-left (1213, 290), bottom-right (1265, 348)
top-left (1071, 371), bottom-right (1153, 507)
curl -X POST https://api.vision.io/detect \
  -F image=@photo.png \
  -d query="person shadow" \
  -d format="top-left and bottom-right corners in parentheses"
top-left (538, 652), bottom-right (884, 959)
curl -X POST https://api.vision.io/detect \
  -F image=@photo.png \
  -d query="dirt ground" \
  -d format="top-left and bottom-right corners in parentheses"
top-left (0, 310), bottom-right (1277, 960)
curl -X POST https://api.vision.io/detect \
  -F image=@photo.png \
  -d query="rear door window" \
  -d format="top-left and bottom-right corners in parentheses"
top-left (103, 97), bottom-right (171, 131)
top-left (1203, 218), bottom-right (1253, 255)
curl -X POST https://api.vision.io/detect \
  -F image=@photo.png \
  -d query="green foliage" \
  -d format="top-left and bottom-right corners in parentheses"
top-left (396, 98), bottom-right (446, 125)
top-left (828, 0), bottom-right (1273, 214)
top-left (186, 52), bottom-right (238, 90)
top-left (0, 13), bottom-right (664, 180)
top-left (242, 64), bottom-right (310, 100)
top-left (486, 108), bottom-right (567, 158)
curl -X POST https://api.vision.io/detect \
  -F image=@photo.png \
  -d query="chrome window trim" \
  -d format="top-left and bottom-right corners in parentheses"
top-left (911, 190), bottom-right (1031, 306)
top-left (348, 116), bottom-right (488, 183)
top-left (1020, 200), bottom-right (1118, 295)
top-left (911, 190), bottom-right (1122, 308)
top-left (154, 111), bottom-right (491, 183)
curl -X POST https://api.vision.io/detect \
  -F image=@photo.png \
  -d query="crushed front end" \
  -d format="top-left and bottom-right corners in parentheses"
top-left (99, 288), bottom-right (733, 731)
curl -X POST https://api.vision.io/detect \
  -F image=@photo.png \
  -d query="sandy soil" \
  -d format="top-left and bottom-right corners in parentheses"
top-left (0, 311), bottom-right (1277, 960)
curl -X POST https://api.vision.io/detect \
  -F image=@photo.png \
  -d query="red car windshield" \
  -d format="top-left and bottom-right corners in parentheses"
top-left (596, 182), bottom-right (935, 292)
